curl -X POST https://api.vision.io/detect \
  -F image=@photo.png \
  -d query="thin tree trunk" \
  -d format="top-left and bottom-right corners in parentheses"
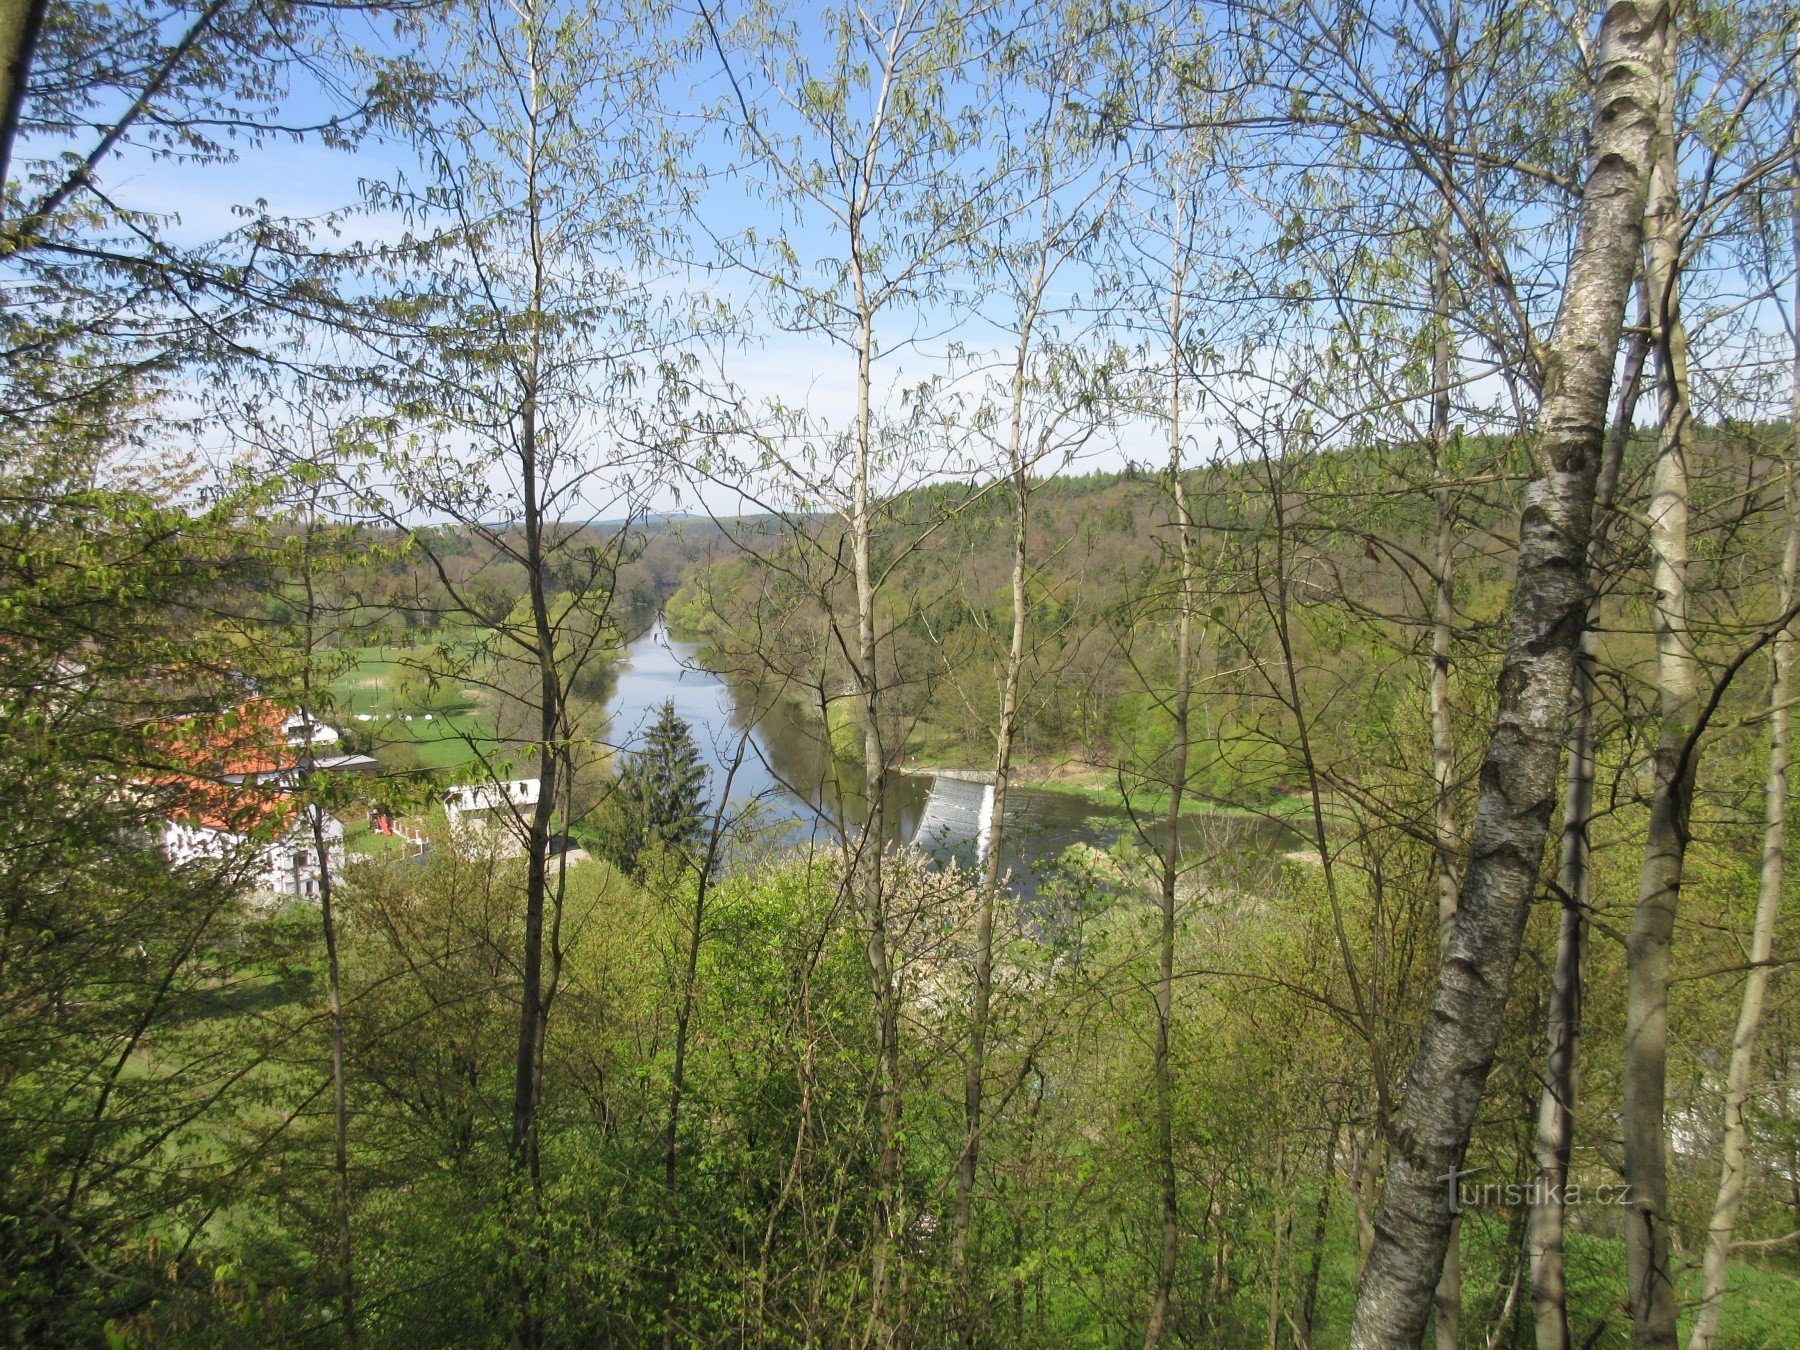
top-left (1623, 24), bottom-right (1696, 1344)
top-left (1348, 5), bottom-right (1667, 1343)
top-left (512, 389), bottom-right (557, 1180)
top-left (507, 38), bottom-right (561, 1344)
top-left (1480, 1226), bottom-right (1527, 1350)
top-left (1427, 196), bottom-right (1464, 1350)
top-left (1352, 1127), bottom-right (1383, 1261)
top-left (952, 265), bottom-right (1042, 1340)
top-left (1687, 78), bottom-right (1800, 1350)
top-left (1300, 1117), bottom-right (1338, 1348)
top-left (0, 0), bottom-right (45, 194)
top-left (298, 513), bottom-right (356, 1345)
top-left (312, 800), bottom-right (355, 1345)
top-left (1268, 1151), bottom-right (1290, 1350)
top-left (1144, 210), bottom-right (1196, 1350)
top-left (661, 740), bottom-right (748, 1349)
top-left (850, 235), bottom-right (903, 1349)
top-left (1687, 398), bottom-right (1797, 1350)
top-left (1528, 293), bottom-right (1649, 1350)
top-left (509, 380), bottom-right (559, 1350)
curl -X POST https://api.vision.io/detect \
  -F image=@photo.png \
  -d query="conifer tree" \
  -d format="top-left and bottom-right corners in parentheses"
top-left (602, 698), bottom-right (708, 875)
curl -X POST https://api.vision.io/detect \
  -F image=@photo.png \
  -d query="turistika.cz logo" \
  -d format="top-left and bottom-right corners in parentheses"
top-left (1439, 1168), bottom-right (1633, 1214)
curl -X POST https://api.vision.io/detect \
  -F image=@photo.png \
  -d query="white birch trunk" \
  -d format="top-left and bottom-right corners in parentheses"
top-left (1348, 5), bottom-right (1668, 1342)
top-left (1426, 199), bottom-right (1463, 1350)
top-left (1528, 297), bottom-right (1649, 1350)
top-left (1686, 67), bottom-right (1800, 1350)
top-left (1623, 24), bottom-right (1696, 1344)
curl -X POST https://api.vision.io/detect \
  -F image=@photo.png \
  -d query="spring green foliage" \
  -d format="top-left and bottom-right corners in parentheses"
top-left (0, 421), bottom-right (294, 1339)
top-left (14, 438), bottom-right (1795, 1344)
top-left (8, 435), bottom-right (1800, 1345)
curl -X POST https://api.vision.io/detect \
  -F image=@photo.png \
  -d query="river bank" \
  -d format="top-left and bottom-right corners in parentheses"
top-left (898, 752), bottom-right (1313, 826)
top-left (317, 617), bottom-right (1308, 891)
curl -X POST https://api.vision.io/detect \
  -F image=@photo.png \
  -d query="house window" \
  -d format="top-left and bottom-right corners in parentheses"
top-left (295, 851), bottom-right (310, 868)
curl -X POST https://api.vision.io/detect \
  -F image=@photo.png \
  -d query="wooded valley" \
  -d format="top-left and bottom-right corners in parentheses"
top-left (2, 0), bottom-right (1798, 1346)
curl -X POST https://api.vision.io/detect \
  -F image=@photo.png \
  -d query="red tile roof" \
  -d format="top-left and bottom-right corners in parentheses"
top-left (163, 778), bottom-right (299, 835)
top-left (146, 699), bottom-right (305, 834)
top-left (156, 698), bottom-right (302, 777)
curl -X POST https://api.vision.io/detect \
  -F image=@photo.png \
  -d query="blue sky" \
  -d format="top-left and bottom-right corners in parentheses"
top-left (38, 0), bottom-right (1202, 516)
top-left (17, 0), bottom-right (1797, 520)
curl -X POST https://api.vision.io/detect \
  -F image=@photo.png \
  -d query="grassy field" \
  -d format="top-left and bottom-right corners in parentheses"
top-left (325, 645), bottom-right (401, 716)
top-left (1018, 763), bottom-right (1312, 823)
top-left (326, 643), bottom-right (496, 772)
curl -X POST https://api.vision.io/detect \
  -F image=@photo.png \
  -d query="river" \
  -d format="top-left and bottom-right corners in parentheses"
top-left (601, 620), bottom-right (1296, 896)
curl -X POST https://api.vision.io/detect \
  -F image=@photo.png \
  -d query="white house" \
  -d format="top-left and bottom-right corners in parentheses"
top-left (161, 800), bottom-right (345, 903)
top-left (444, 778), bottom-right (540, 858)
top-left (282, 710), bottom-right (341, 749)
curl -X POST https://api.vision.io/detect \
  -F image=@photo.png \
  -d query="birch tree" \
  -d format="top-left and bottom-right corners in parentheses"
top-left (1347, 2), bottom-right (1669, 1341)
top-left (950, 17), bottom-right (1122, 1336)
top-left (1689, 49), bottom-right (1800, 1349)
top-left (1619, 23), bottom-right (1701, 1343)
top-left (1527, 281), bottom-right (1649, 1349)
top-left (1208, 3), bottom-right (1585, 1333)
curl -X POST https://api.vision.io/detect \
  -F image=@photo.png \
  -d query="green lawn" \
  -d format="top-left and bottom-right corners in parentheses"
top-left (325, 643), bottom-right (497, 772)
top-left (324, 644), bottom-right (401, 716)
top-left (1024, 767), bottom-right (1310, 823)
top-left (383, 710), bottom-right (495, 769)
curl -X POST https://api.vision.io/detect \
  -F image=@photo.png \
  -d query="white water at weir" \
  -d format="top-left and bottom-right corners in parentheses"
top-left (912, 777), bottom-right (994, 866)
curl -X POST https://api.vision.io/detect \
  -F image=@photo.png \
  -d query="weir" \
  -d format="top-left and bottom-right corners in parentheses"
top-left (910, 777), bottom-right (993, 866)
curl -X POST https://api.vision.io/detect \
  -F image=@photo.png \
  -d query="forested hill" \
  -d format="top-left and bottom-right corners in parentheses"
top-left (668, 425), bottom-right (1790, 811)
top-left (293, 516), bottom-right (723, 642)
